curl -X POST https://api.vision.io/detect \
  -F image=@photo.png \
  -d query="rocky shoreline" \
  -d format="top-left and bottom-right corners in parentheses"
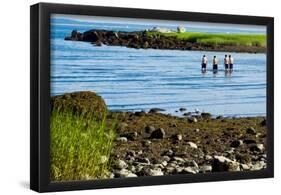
top-left (107, 109), bottom-right (267, 178)
top-left (65, 29), bottom-right (266, 53)
top-left (51, 92), bottom-right (267, 179)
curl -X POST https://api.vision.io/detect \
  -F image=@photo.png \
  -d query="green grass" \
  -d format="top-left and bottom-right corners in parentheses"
top-left (145, 31), bottom-right (266, 47)
top-left (50, 109), bottom-right (116, 181)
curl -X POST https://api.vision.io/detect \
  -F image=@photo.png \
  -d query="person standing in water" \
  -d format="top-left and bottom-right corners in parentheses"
top-left (224, 55), bottom-right (229, 70)
top-left (229, 55), bottom-right (234, 70)
top-left (201, 55), bottom-right (208, 71)
top-left (213, 56), bottom-right (219, 71)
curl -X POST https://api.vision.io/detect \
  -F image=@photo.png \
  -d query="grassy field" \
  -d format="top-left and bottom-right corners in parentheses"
top-left (50, 109), bottom-right (116, 181)
top-left (145, 31), bottom-right (266, 47)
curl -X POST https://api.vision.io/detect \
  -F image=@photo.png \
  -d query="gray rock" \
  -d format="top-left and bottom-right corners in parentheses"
top-left (161, 161), bottom-right (168, 167)
top-left (200, 165), bottom-right (212, 173)
top-left (115, 159), bottom-right (128, 169)
top-left (164, 166), bottom-right (176, 174)
top-left (115, 169), bottom-right (137, 178)
top-left (183, 112), bottom-right (192, 116)
top-left (179, 107), bottom-right (187, 112)
top-left (142, 140), bottom-right (152, 147)
top-left (128, 165), bottom-right (136, 172)
top-left (164, 149), bottom-right (174, 157)
top-left (176, 134), bottom-right (182, 141)
top-left (250, 161), bottom-right (266, 170)
top-left (246, 127), bottom-right (257, 135)
top-left (181, 167), bottom-right (197, 174)
top-left (187, 142), bottom-right (198, 149)
top-left (228, 161), bottom-right (240, 171)
top-left (162, 155), bottom-right (171, 162)
top-left (146, 168), bottom-right (164, 176)
top-left (109, 172), bottom-right (115, 178)
top-left (205, 155), bottom-right (213, 160)
top-left (134, 111), bottom-right (146, 117)
top-left (188, 117), bottom-right (198, 123)
top-left (212, 156), bottom-right (233, 172)
top-left (152, 164), bottom-right (165, 169)
top-left (173, 156), bottom-right (185, 163)
top-left (249, 143), bottom-right (265, 152)
top-left (116, 137), bottom-right (128, 142)
top-left (145, 125), bottom-right (156, 133)
top-left (194, 128), bottom-right (200, 133)
top-left (150, 128), bottom-right (166, 139)
top-left (201, 112), bottom-right (212, 119)
top-left (149, 108), bottom-right (166, 113)
top-left (240, 164), bottom-right (250, 170)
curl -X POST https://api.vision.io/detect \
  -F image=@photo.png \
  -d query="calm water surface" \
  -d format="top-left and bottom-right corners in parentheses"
top-left (50, 17), bottom-right (266, 117)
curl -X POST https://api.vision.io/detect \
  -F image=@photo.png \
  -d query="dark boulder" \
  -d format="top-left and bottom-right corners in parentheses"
top-left (51, 91), bottom-right (107, 119)
top-left (148, 108), bottom-right (166, 113)
top-left (150, 128), bottom-right (166, 139)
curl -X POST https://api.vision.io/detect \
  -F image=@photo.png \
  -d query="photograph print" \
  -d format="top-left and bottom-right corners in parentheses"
top-left (50, 14), bottom-right (267, 182)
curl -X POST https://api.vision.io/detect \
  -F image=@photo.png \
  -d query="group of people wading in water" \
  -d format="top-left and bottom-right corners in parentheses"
top-left (201, 54), bottom-right (234, 73)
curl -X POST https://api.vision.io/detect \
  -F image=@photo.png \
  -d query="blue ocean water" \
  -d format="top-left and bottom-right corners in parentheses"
top-left (50, 16), bottom-right (266, 117)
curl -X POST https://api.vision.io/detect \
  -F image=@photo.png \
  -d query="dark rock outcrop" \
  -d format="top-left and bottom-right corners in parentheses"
top-left (51, 91), bottom-right (107, 119)
top-left (65, 29), bottom-right (266, 53)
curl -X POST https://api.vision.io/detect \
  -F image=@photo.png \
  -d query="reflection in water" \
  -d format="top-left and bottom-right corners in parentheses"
top-left (225, 70), bottom-right (233, 77)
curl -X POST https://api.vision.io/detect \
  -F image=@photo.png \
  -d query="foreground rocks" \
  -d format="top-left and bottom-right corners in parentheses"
top-left (107, 110), bottom-right (267, 178)
top-left (65, 29), bottom-right (266, 53)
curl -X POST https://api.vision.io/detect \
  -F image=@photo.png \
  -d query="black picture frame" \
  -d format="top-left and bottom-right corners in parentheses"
top-left (30, 2), bottom-right (274, 192)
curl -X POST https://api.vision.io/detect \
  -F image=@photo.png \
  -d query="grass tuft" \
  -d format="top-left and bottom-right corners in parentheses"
top-left (50, 108), bottom-right (116, 181)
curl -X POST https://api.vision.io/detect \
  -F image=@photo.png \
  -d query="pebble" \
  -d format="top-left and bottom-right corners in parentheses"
top-left (188, 117), bottom-right (198, 123)
top-left (115, 169), bottom-right (137, 178)
top-left (173, 156), bottom-right (185, 163)
top-left (162, 155), bottom-right (171, 162)
top-left (251, 161), bottom-right (266, 170)
top-left (240, 164), bottom-right (250, 170)
top-left (116, 137), bottom-right (128, 142)
top-left (194, 128), bottom-right (200, 132)
top-left (161, 161), bottom-right (168, 166)
top-left (146, 168), bottom-right (164, 176)
top-left (149, 108), bottom-right (166, 113)
top-left (142, 140), bottom-right (152, 147)
top-left (246, 127), bottom-right (257, 135)
top-left (187, 142), bottom-right (198, 149)
top-left (182, 167), bottom-right (197, 174)
top-left (200, 165), bottom-right (212, 173)
top-left (173, 134), bottom-right (183, 141)
top-left (164, 149), bottom-right (174, 156)
top-left (250, 143), bottom-right (265, 152)
top-left (115, 159), bottom-right (128, 169)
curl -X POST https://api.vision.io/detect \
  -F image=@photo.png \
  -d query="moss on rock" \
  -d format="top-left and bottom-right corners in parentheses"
top-left (51, 91), bottom-right (107, 119)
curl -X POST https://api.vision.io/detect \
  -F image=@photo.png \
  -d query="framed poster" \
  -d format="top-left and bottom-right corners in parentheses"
top-left (30, 2), bottom-right (274, 192)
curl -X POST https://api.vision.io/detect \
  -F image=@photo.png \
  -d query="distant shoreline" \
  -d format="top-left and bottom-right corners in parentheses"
top-left (65, 29), bottom-right (266, 53)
